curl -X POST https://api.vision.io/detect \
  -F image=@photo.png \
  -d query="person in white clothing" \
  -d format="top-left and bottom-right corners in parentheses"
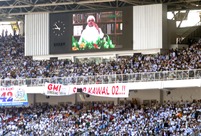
top-left (79, 15), bottom-right (104, 44)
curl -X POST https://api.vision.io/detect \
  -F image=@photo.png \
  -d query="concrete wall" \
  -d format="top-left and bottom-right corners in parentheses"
top-left (27, 87), bottom-right (201, 105)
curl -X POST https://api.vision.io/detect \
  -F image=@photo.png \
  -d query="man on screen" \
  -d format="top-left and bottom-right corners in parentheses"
top-left (78, 15), bottom-right (104, 44)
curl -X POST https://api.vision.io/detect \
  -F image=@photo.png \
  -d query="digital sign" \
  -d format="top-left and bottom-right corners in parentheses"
top-left (0, 86), bottom-right (28, 106)
top-left (72, 11), bottom-right (122, 51)
top-left (49, 7), bottom-right (133, 54)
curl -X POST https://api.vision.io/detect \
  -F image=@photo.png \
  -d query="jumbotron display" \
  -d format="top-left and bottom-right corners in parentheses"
top-left (49, 7), bottom-right (133, 54)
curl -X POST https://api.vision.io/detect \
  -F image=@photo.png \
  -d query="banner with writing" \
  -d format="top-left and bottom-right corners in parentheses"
top-left (70, 84), bottom-right (129, 98)
top-left (0, 86), bottom-right (28, 106)
top-left (45, 83), bottom-right (74, 96)
top-left (45, 83), bottom-right (129, 98)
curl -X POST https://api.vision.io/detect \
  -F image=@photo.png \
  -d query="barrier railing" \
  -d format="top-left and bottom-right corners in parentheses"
top-left (0, 69), bottom-right (201, 87)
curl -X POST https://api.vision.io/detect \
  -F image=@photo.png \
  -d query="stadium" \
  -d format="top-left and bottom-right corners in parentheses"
top-left (0, 0), bottom-right (201, 135)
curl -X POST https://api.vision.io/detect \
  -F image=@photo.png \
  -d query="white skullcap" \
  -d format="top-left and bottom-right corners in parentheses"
top-left (87, 15), bottom-right (95, 22)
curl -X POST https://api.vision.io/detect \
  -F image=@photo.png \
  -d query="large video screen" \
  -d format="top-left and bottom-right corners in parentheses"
top-left (49, 7), bottom-right (133, 54)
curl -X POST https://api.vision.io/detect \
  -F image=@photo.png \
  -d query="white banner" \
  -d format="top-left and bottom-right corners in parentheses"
top-left (0, 86), bottom-right (28, 106)
top-left (69, 84), bottom-right (129, 98)
top-left (45, 83), bottom-right (74, 96)
top-left (45, 83), bottom-right (129, 98)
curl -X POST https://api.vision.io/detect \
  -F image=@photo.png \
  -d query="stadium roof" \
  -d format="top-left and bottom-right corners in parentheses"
top-left (0, 0), bottom-right (201, 21)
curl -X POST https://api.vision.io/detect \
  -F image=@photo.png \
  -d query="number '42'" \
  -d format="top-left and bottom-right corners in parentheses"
top-left (0, 97), bottom-right (13, 102)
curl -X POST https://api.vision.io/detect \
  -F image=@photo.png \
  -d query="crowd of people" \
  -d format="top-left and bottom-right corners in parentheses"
top-left (0, 34), bottom-right (201, 86)
top-left (0, 100), bottom-right (200, 136)
top-left (0, 33), bottom-right (201, 135)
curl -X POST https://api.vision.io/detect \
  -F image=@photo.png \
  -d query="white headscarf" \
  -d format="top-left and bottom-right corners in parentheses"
top-left (87, 15), bottom-right (95, 22)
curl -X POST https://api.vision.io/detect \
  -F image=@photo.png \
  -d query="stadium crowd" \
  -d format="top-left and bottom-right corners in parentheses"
top-left (0, 34), bottom-right (201, 82)
top-left (0, 33), bottom-right (201, 136)
top-left (0, 100), bottom-right (200, 136)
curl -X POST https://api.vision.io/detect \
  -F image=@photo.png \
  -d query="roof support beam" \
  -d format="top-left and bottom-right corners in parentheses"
top-left (177, 10), bottom-right (189, 28)
top-left (0, 0), bottom-right (115, 10)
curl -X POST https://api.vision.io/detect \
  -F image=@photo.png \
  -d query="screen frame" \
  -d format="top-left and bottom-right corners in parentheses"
top-left (49, 6), bottom-right (133, 54)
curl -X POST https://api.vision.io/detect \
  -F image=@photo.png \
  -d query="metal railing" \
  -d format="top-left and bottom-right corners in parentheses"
top-left (1, 69), bottom-right (201, 87)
